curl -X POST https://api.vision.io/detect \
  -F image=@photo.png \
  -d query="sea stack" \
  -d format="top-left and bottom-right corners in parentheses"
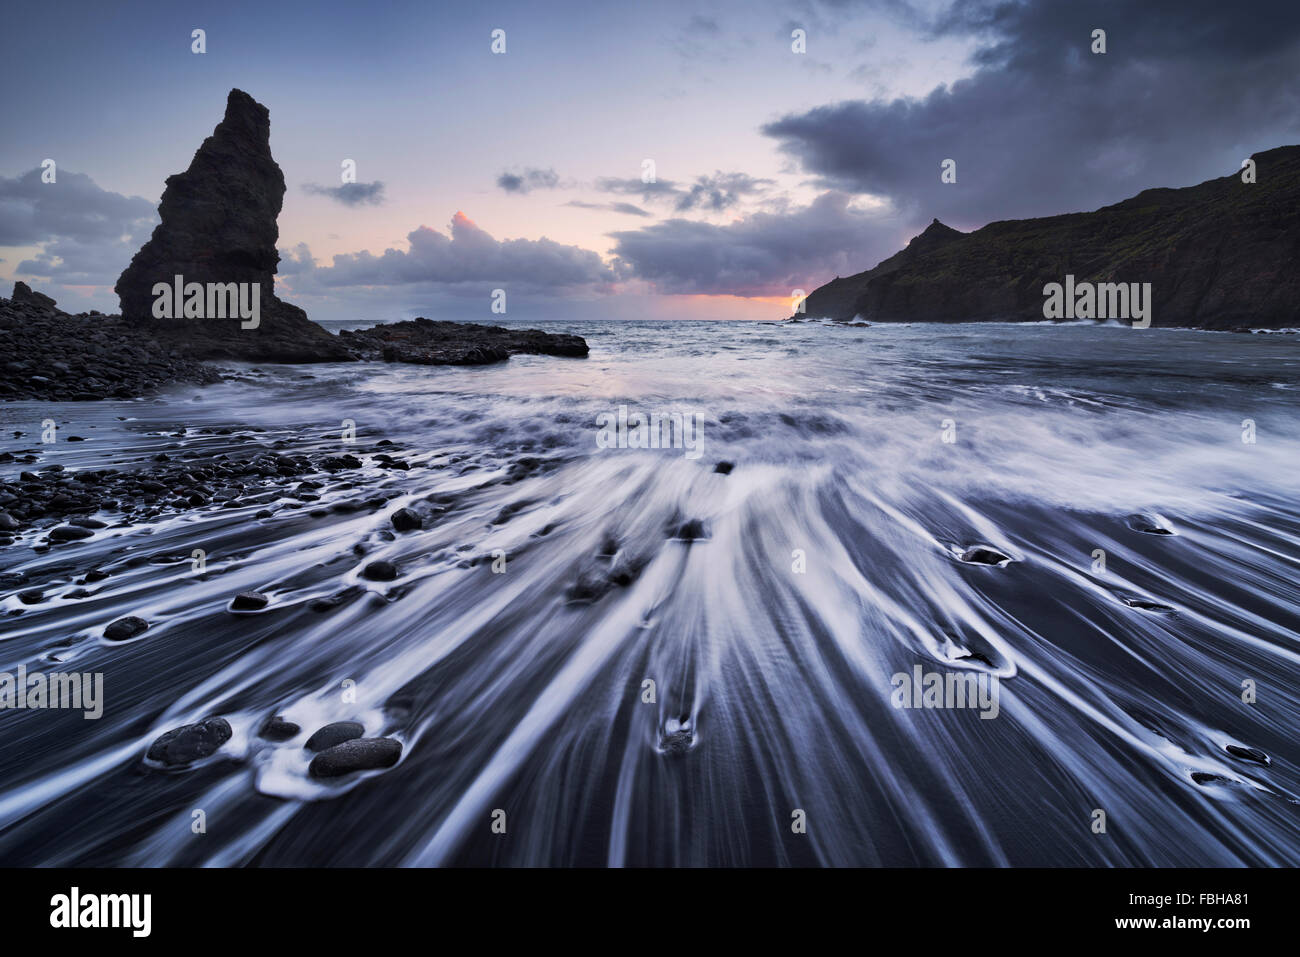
top-left (114, 89), bottom-right (352, 361)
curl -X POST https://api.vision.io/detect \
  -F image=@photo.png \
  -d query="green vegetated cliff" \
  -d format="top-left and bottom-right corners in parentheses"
top-left (797, 146), bottom-right (1300, 329)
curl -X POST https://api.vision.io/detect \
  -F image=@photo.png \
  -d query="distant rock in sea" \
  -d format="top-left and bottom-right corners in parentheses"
top-left (115, 89), bottom-right (353, 362)
top-left (340, 316), bottom-right (589, 365)
top-left (795, 145), bottom-right (1300, 329)
top-left (2, 89), bottom-right (588, 399)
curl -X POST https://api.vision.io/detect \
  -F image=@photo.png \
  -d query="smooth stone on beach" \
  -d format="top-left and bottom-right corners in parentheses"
top-left (959, 546), bottom-right (1011, 566)
top-left (304, 720), bottom-right (365, 752)
top-left (231, 590), bottom-right (269, 611)
top-left (147, 716), bottom-right (232, 766)
top-left (104, 615), bottom-right (149, 640)
top-left (1225, 744), bottom-right (1270, 765)
top-left (390, 507), bottom-right (421, 532)
top-left (362, 560), bottom-right (398, 581)
top-left (258, 715), bottom-right (301, 742)
top-left (49, 525), bottom-right (94, 541)
top-left (659, 730), bottom-right (695, 756)
top-left (308, 737), bottom-right (403, 778)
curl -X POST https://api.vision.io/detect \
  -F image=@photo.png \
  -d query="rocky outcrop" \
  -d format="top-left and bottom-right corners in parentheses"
top-left (10, 281), bottom-right (58, 311)
top-left (115, 89), bottom-right (352, 361)
top-left (3, 90), bottom-right (590, 395)
top-left (0, 285), bottom-right (219, 400)
top-left (796, 146), bottom-right (1300, 329)
top-left (0, 284), bottom-right (590, 400)
top-left (339, 317), bottom-right (590, 364)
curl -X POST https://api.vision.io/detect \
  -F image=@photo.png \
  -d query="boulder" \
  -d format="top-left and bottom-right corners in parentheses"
top-left (11, 281), bottom-right (57, 311)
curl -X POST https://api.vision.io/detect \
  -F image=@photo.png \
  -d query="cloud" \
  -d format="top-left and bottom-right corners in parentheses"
top-left (609, 191), bottom-right (902, 296)
top-left (302, 181), bottom-right (386, 206)
top-left (280, 211), bottom-right (620, 295)
top-left (0, 167), bottom-right (158, 284)
top-left (565, 200), bottom-right (653, 217)
top-left (687, 14), bottom-right (721, 35)
top-left (763, 0), bottom-right (1300, 225)
top-left (596, 170), bottom-right (774, 212)
top-left (0, 167), bottom-right (156, 247)
top-left (595, 176), bottom-right (683, 203)
top-left (496, 167), bottom-right (561, 194)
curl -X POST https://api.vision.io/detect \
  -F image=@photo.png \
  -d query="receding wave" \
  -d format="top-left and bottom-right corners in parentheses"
top-left (1, 321), bottom-right (1297, 865)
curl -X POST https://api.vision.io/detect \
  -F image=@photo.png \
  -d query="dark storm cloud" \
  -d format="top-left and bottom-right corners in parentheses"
top-left (0, 168), bottom-right (156, 247)
top-left (763, 0), bottom-right (1300, 224)
top-left (0, 168), bottom-right (158, 284)
top-left (496, 168), bottom-right (561, 194)
top-left (302, 181), bottom-right (386, 206)
top-left (609, 191), bottom-right (901, 296)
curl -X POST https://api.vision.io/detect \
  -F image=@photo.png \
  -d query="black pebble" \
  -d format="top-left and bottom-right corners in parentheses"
top-left (304, 720), bottom-right (365, 752)
top-left (104, 615), bottom-right (149, 640)
top-left (309, 737), bottom-right (403, 778)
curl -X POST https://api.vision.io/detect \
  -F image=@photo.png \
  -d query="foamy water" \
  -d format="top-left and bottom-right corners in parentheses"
top-left (1, 319), bottom-right (1298, 865)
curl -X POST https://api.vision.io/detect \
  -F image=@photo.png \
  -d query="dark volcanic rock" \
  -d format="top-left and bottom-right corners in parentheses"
top-left (258, 715), bottom-right (301, 742)
top-left (796, 146), bottom-right (1300, 329)
top-left (959, 546), bottom-right (1012, 566)
top-left (147, 716), bottom-right (232, 766)
top-left (1225, 744), bottom-right (1270, 766)
top-left (115, 89), bottom-right (353, 362)
top-left (390, 507), bottom-right (421, 532)
top-left (11, 281), bottom-right (57, 311)
top-left (659, 728), bottom-right (695, 756)
top-left (304, 720), bottom-right (366, 752)
top-left (104, 615), bottom-right (150, 640)
top-left (0, 287), bottom-right (220, 402)
top-left (231, 590), bottom-right (270, 611)
top-left (362, 560), bottom-right (398, 581)
top-left (0, 439), bottom-right (387, 538)
top-left (339, 316), bottom-right (588, 365)
top-left (308, 737), bottom-right (403, 777)
top-left (48, 524), bottom-right (95, 541)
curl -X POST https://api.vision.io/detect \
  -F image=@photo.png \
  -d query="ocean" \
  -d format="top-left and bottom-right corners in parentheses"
top-left (1, 318), bottom-right (1298, 865)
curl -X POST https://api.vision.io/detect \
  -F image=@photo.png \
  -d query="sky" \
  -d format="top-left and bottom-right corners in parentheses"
top-left (1, 0), bottom-right (1298, 322)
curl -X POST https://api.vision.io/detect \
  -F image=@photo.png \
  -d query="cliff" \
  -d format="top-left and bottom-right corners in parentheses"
top-left (796, 146), bottom-right (1300, 329)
